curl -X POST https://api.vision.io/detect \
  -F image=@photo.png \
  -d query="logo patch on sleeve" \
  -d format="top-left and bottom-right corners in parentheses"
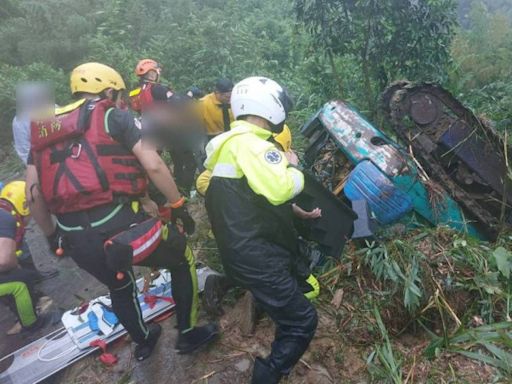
top-left (264, 150), bottom-right (282, 164)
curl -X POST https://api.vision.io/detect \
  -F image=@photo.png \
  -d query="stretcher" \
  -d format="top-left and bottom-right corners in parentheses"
top-left (0, 266), bottom-right (216, 384)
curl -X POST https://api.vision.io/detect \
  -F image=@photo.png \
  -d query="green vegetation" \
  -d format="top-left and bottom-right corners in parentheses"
top-left (0, 0), bottom-right (510, 131)
top-left (0, 0), bottom-right (511, 382)
top-left (450, 1), bottom-right (512, 126)
top-left (294, 0), bottom-right (458, 114)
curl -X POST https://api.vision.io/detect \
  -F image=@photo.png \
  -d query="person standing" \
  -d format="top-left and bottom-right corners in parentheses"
top-left (27, 62), bottom-right (218, 361)
top-left (199, 78), bottom-right (234, 141)
top-left (129, 59), bottom-right (172, 114)
top-left (204, 77), bottom-right (317, 383)
top-left (12, 83), bottom-right (53, 165)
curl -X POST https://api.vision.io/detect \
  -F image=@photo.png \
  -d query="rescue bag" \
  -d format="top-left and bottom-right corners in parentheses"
top-left (103, 218), bottom-right (164, 271)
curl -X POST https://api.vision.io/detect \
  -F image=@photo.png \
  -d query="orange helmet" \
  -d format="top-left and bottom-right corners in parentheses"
top-left (135, 59), bottom-right (161, 77)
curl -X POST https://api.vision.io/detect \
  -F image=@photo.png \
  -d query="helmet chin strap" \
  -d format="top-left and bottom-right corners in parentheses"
top-left (270, 121), bottom-right (285, 134)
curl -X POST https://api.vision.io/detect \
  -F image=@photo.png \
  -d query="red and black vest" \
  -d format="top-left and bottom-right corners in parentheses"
top-left (0, 200), bottom-right (24, 250)
top-left (30, 99), bottom-right (147, 214)
top-left (129, 82), bottom-right (154, 113)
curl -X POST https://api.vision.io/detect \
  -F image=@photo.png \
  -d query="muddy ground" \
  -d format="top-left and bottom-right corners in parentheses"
top-left (0, 146), bottom-right (504, 383)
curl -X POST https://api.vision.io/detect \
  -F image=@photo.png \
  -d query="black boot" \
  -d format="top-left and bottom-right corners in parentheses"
top-left (203, 274), bottom-right (232, 317)
top-left (135, 323), bottom-right (162, 361)
top-left (251, 357), bottom-right (282, 384)
top-left (22, 310), bottom-right (62, 334)
top-left (175, 323), bottom-right (219, 354)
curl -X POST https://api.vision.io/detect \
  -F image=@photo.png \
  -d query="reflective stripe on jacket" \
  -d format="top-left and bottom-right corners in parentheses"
top-left (204, 120), bottom-right (304, 205)
top-left (204, 120), bottom-right (304, 258)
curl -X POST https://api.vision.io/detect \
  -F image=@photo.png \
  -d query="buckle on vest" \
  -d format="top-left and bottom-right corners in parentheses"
top-left (70, 143), bottom-right (82, 159)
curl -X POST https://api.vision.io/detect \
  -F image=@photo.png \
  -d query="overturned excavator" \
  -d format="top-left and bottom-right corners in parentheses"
top-left (382, 82), bottom-right (511, 239)
top-left (301, 83), bottom-right (511, 240)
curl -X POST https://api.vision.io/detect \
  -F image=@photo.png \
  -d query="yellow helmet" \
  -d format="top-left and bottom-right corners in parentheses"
top-left (273, 124), bottom-right (292, 152)
top-left (0, 181), bottom-right (29, 216)
top-left (70, 62), bottom-right (126, 95)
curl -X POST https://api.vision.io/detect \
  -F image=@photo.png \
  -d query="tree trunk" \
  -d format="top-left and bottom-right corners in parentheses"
top-left (327, 49), bottom-right (344, 98)
top-left (361, 19), bottom-right (374, 117)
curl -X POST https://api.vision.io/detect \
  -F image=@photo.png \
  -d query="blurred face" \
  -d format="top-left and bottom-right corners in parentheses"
top-left (215, 91), bottom-right (231, 105)
top-left (144, 69), bottom-right (160, 83)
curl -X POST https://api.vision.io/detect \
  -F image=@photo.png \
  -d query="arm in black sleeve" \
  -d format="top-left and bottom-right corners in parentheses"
top-left (151, 84), bottom-right (172, 101)
top-left (106, 109), bottom-right (142, 150)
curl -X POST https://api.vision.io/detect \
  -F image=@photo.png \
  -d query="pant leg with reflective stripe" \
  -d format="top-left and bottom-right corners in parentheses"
top-left (139, 225), bottom-right (198, 331)
top-left (109, 270), bottom-right (149, 344)
top-left (0, 280), bottom-right (37, 327)
top-left (66, 227), bottom-right (149, 344)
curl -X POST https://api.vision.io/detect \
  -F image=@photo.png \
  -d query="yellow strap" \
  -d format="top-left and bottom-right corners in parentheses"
top-left (129, 87), bottom-right (141, 97)
top-left (55, 99), bottom-right (86, 116)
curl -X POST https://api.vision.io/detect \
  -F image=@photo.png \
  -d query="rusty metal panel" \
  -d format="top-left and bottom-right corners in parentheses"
top-left (318, 100), bottom-right (409, 177)
top-left (439, 121), bottom-right (512, 204)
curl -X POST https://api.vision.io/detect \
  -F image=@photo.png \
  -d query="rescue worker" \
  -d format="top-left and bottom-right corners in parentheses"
top-left (129, 59), bottom-right (172, 114)
top-left (0, 181), bottom-right (57, 333)
top-left (131, 59), bottom-right (202, 196)
top-left (198, 125), bottom-right (321, 315)
top-left (143, 92), bottom-right (206, 197)
top-left (204, 77), bottom-right (318, 383)
top-left (199, 78), bottom-right (234, 140)
top-left (26, 63), bottom-right (218, 361)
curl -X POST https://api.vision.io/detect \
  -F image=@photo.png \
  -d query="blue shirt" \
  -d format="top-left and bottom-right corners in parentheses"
top-left (12, 115), bottom-right (31, 165)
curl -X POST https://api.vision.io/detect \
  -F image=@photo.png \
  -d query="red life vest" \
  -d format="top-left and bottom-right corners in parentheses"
top-left (129, 82), bottom-right (154, 113)
top-left (0, 200), bottom-right (25, 250)
top-left (30, 98), bottom-right (147, 214)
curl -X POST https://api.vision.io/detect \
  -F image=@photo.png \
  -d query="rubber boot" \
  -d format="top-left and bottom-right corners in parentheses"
top-left (251, 357), bottom-right (282, 384)
top-left (135, 323), bottom-right (162, 361)
top-left (175, 323), bottom-right (219, 354)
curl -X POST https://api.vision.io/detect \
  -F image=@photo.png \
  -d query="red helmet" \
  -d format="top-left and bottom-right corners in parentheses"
top-left (135, 59), bottom-right (161, 77)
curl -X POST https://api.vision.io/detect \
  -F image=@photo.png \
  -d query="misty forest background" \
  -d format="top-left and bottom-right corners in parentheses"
top-left (0, 0), bottom-right (511, 140)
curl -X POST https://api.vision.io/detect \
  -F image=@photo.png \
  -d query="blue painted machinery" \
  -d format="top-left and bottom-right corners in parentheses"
top-left (301, 100), bottom-right (483, 238)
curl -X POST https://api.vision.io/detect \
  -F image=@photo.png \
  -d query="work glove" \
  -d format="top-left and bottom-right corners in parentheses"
top-left (172, 205), bottom-right (195, 235)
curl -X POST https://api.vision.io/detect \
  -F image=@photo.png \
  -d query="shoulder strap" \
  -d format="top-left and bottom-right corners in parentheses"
top-left (55, 99), bottom-right (86, 116)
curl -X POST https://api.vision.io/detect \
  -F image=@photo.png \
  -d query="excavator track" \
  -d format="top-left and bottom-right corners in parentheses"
top-left (383, 81), bottom-right (511, 239)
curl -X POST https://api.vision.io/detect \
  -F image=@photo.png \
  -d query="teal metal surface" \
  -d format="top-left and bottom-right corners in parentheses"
top-left (306, 100), bottom-right (484, 238)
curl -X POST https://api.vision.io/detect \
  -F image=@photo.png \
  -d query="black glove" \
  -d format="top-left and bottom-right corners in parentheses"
top-left (172, 205), bottom-right (195, 235)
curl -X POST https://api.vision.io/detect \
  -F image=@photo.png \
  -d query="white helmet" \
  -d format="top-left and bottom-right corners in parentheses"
top-left (230, 76), bottom-right (293, 132)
